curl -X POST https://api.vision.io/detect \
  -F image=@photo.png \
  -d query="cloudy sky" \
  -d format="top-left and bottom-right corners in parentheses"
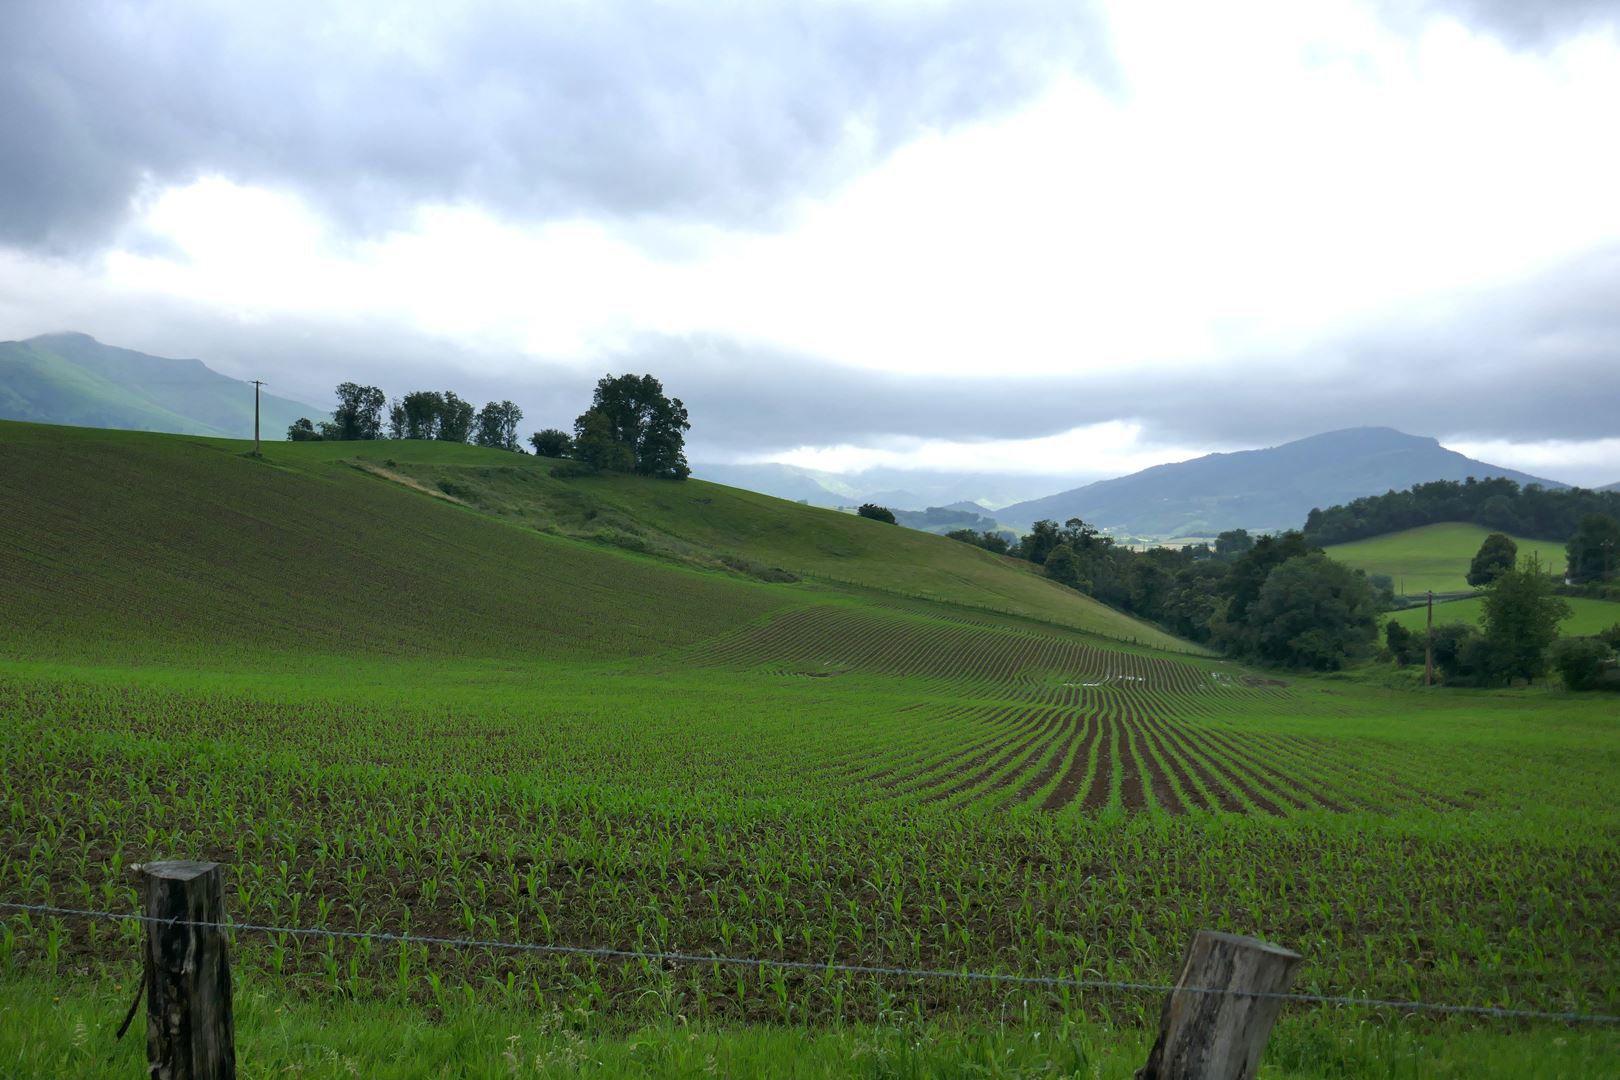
top-left (3, 0), bottom-right (1619, 485)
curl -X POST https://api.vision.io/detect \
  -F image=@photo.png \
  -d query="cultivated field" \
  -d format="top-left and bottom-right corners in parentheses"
top-left (1326, 522), bottom-right (1567, 596)
top-left (3, 423), bottom-right (1618, 1076)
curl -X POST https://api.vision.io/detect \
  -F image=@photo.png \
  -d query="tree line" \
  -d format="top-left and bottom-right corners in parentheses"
top-left (1301, 476), bottom-right (1620, 546)
top-left (947, 513), bottom-right (1619, 682)
top-left (946, 519), bottom-right (1382, 671)
top-left (287, 374), bottom-right (691, 480)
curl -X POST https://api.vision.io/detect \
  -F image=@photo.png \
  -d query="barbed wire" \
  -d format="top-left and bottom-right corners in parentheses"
top-left (4, 899), bottom-right (1616, 1026)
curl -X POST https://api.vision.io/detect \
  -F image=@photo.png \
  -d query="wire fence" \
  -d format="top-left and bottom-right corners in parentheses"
top-left (4, 899), bottom-right (1617, 1027)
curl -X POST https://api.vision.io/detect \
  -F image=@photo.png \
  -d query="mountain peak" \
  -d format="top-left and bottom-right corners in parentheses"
top-left (998, 427), bottom-right (1563, 536)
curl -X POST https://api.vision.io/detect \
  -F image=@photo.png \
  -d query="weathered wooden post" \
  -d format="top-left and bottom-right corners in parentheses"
top-left (138, 860), bottom-right (236, 1079)
top-left (1137, 930), bottom-right (1302, 1080)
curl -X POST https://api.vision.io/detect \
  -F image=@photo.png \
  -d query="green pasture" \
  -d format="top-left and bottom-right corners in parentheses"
top-left (1387, 594), bottom-right (1620, 637)
top-left (3, 421), bottom-right (1618, 1076)
top-left (1327, 522), bottom-right (1567, 596)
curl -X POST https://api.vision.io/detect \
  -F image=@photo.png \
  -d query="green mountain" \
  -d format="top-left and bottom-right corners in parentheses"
top-left (0, 332), bottom-right (322, 438)
top-left (999, 427), bottom-right (1565, 537)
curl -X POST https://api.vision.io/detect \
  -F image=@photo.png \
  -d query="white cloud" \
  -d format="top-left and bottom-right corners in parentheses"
top-left (1443, 437), bottom-right (1620, 488)
top-left (766, 420), bottom-right (1214, 477)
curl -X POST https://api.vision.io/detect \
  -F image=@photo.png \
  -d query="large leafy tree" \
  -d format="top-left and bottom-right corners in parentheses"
top-left (1247, 553), bottom-right (1379, 670)
top-left (574, 374), bottom-right (691, 479)
top-left (473, 400), bottom-right (524, 451)
top-left (330, 382), bottom-right (385, 440)
top-left (572, 409), bottom-right (635, 472)
top-left (393, 390), bottom-right (476, 442)
top-left (1043, 543), bottom-right (1083, 589)
top-left (1466, 532), bottom-right (1517, 587)
top-left (437, 392), bottom-right (476, 443)
top-left (1566, 514), bottom-right (1620, 584)
top-left (1480, 554), bottom-right (1571, 684)
top-left (528, 429), bottom-right (573, 458)
top-left (1018, 520), bottom-right (1061, 565)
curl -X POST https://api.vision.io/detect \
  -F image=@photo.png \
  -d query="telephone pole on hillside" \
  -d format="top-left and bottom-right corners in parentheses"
top-left (251, 380), bottom-right (265, 457)
top-left (1424, 589), bottom-right (1434, 687)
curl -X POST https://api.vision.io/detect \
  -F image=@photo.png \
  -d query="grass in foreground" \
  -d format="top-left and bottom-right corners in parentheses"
top-left (3, 973), bottom-right (1616, 1079)
top-left (1326, 523), bottom-right (1567, 596)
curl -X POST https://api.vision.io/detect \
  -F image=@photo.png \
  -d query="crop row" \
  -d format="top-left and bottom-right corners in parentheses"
top-left (3, 679), bottom-right (1617, 1028)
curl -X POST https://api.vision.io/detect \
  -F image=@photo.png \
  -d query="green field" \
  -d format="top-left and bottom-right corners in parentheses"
top-left (1388, 595), bottom-right (1620, 637)
top-left (3, 422), bottom-right (1618, 1076)
top-left (1327, 522), bottom-right (1568, 596)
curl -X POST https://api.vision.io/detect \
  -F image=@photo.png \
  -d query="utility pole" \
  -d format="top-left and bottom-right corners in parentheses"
top-left (1424, 589), bottom-right (1434, 687)
top-left (250, 380), bottom-right (265, 457)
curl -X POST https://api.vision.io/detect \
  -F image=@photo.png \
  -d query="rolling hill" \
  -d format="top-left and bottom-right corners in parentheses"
top-left (0, 332), bottom-right (321, 439)
top-left (998, 427), bottom-right (1564, 537)
top-left (0, 420), bottom-right (1194, 662)
top-left (1325, 523), bottom-right (1568, 597)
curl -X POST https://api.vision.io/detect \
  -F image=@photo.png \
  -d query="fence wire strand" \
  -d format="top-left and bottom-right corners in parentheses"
top-left (5, 899), bottom-right (1617, 1026)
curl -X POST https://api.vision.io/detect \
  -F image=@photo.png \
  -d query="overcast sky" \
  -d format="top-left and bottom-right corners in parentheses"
top-left (3, 0), bottom-right (1619, 485)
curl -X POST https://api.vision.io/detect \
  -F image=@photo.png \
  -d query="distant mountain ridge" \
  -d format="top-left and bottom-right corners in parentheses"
top-left (998, 427), bottom-right (1566, 537)
top-left (0, 332), bottom-right (321, 439)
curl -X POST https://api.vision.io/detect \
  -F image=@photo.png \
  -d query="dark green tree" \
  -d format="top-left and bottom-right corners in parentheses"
top-left (473, 401), bottom-right (524, 451)
top-left (1216, 531), bottom-right (1318, 653)
top-left (1385, 620), bottom-right (1418, 666)
top-left (1552, 637), bottom-right (1617, 691)
top-left (1431, 623), bottom-right (1488, 684)
top-left (574, 374), bottom-right (691, 479)
top-left (857, 503), bottom-right (897, 524)
top-left (437, 392), bottom-right (475, 443)
top-left (330, 382), bottom-right (386, 440)
top-left (1479, 553), bottom-right (1571, 684)
top-left (1044, 543), bottom-right (1083, 589)
top-left (1247, 554), bottom-right (1380, 670)
top-left (1018, 520), bottom-right (1061, 565)
top-left (1214, 529), bottom-right (1255, 560)
top-left (528, 429), bottom-right (573, 458)
top-left (572, 409), bottom-right (636, 471)
top-left (286, 417), bottom-right (322, 441)
top-left (1466, 532), bottom-right (1518, 587)
top-left (396, 391), bottom-right (444, 439)
top-left (1566, 514), bottom-right (1620, 584)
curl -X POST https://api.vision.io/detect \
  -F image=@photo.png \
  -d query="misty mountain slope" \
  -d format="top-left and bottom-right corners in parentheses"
top-left (0, 333), bottom-right (321, 439)
top-left (999, 427), bottom-right (1564, 537)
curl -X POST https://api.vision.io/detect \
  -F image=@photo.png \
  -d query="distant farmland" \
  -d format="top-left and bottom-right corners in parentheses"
top-left (1387, 594), bottom-right (1620, 637)
top-left (3, 422), bottom-right (1618, 1075)
top-left (1326, 521), bottom-right (1567, 595)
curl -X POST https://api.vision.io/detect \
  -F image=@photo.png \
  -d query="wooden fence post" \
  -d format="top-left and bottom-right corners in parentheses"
top-left (1137, 930), bottom-right (1302, 1080)
top-left (138, 860), bottom-right (236, 1079)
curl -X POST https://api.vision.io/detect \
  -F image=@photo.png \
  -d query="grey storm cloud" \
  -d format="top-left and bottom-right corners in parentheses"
top-left (1427, 0), bottom-right (1620, 45)
top-left (0, 0), bottom-right (1112, 251)
top-left (7, 239), bottom-right (1617, 467)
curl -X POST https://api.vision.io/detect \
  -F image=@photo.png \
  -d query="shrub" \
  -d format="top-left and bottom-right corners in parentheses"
top-left (1553, 637), bottom-right (1618, 691)
top-left (857, 504), bottom-right (897, 524)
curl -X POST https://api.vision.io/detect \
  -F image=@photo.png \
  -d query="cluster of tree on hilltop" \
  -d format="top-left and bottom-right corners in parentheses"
top-left (1302, 476), bottom-right (1620, 546)
top-left (288, 374), bottom-right (691, 480)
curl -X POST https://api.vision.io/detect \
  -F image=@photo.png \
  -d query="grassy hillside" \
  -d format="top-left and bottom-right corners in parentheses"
top-left (269, 434), bottom-right (1196, 652)
top-left (1387, 595), bottom-right (1620, 637)
top-left (0, 333), bottom-right (318, 439)
top-left (0, 421), bottom-right (1191, 661)
top-left (1327, 522), bottom-right (1567, 596)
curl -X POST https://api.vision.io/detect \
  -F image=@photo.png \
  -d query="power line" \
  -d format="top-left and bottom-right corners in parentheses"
top-left (3, 900), bottom-right (1615, 1026)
